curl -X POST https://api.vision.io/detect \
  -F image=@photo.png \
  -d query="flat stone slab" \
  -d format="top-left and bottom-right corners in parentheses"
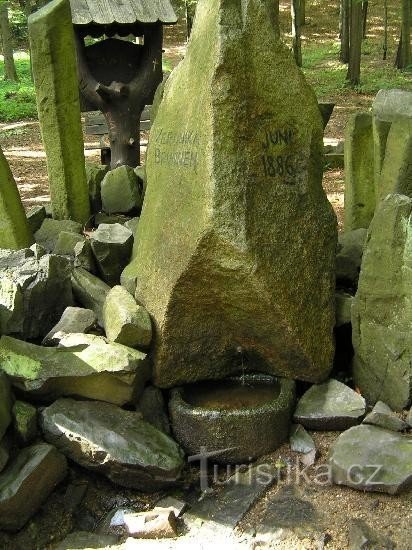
top-left (41, 398), bottom-right (184, 491)
top-left (0, 334), bottom-right (150, 406)
top-left (188, 464), bottom-right (277, 529)
top-left (363, 401), bottom-right (409, 432)
top-left (0, 443), bottom-right (67, 531)
top-left (329, 424), bottom-right (412, 495)
top-left (294, 379), bottom-right (366, 430)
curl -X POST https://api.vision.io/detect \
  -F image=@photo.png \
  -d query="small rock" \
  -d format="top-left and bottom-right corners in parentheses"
top-left (26, 205), bottom-right (46, 234)
top-left (42, 306), bottom-right (97, 346)
top-left (94, 212), bottom-right (132, 226)
top-left (294, 379), bottom-right (366, 431)
top-left (101, 165), bottom-right (143, 214)
top-left (41, 398), bottom-right (185, 491)
top-left (336, 229), bottom-right (368, 289)
top-left (34, 218), bottom-right (82, 252)
top-left (0, 334), bottom-right (150, 406)
top-left (348, 518), bottom-right (394, 549)
top-left (55, 531), bottom-right (119, 550)
top-left (156, 496), bottom-right (187, 517)
top-left (138, 386), bottom-right (171, 434)
top-left (0, 443), bottom-right (67, 531)
top-left (71, 267), bottom-right (111, 326)
top-left (30, 242), bottom-right (47, 259)
top-left (335, 291), bottom-right (353, 327)
top-left (90, 223), bottom-right (133, 286)
top-left (85, 162), bottom-right (109, 214)
top-left (0, 439), bottom-right (9, 472)
top-left (12, 400), bottom-right (37, 445)
top-left (54, 230), bottom-right (86, 256)
top-left (363, 401), bottom-right (409, 432)
top-left (123, 508), bottom-right (179, 538)
top-left (103, 286), bottom-right (152, 349)
top-left (329, 424), bottom-right (412, 495)
top-left (134, 164), bottom-right (146, 195)
top-left (0, 373), bottom-right (12, 439)
top-left (289, 424), bottom-right (316, 454)
top-left (124, 217), bottom-right (139, 235)
top-left (73, 239), bottom-right (96, 273)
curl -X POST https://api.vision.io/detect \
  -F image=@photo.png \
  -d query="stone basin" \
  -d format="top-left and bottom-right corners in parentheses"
top-left (169, 374), bottom-right (295, 464)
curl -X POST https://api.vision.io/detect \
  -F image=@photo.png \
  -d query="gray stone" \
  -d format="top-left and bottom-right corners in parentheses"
top-left (34, 218), bottom-right (82, 252)
top-left (124, 217), bottom-right (139, 235)
top-left (289, 424), bottom-right (315, 454)
top-left (348, 518), bottom-right (394, 550)
top-left (344, 113), bottom-right (375, 232)
top-left (0, 249), bottom-right (73, 340)
top-left (336, 228), bottom-right (368, 288)
top-left (42, 306), bottom-right (97, 346)
top-left (0, 373), bottom-right (12, 439)
top-left (28, 0), bottom-right (90, 224)
top-left (30, 242), bottom-right (47, 259)
top-left (94, 212), bottom-right (132, 226)
top-left (0, 439), bottom-right (9, 473)
top-left (55, 531), bottom-right (119, 550)
top-left (101, 165), bottom-right (143, 214)
top-left (12, 400), bottom-right (38, 445)
top-left (138, 386), bottom-right (170, 434)
top-left (124, 0), bottom-right (337, 389)
top-left (26, 205), bottom-right (47, 234)
top-left (54, 231), bottom-right (86, 256)
top-left (156, 497), bottom-right (187, 517)
top-left (335, 291), bottom-right (353, 327)
top-left (0, 334), bottom-right (150, 406)
top-left (41, 398), bottom-right (184, 491)
top-left (71, 267), bottom-right (111, 326)
top-left (352, 194), bottom-right (412, 410)
top-left (293, 379), bottom-right (366, 430)
top-left (85, 162), bottom-right (109, 214)
top-left (134, 164), bottom-right (147, 195)
top-left (363, 401), bottom-right (409, 432)
top-left (74, 239), bottom-right (96, 273)
top-left (103, 286), bottom-right (152, 349)
top-left (0, 443), bottom-right (67, 531)
top-left (329, 424), bottom-right (412, 495)
top-left (372, 89), bottom-right (412, 123)
top-left (90, 224), bottom-right (133, 286)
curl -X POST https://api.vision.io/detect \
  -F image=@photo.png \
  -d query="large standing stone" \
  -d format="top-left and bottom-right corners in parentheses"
top-left (0, 249), bottom-right (73, 340)
top-left (90, 224), bottom-right (133, 286)
top-left (329, 425), bottom-right (412, 495)
top-left (344, 113), bottom-right (375, 231)
top-left (352, 194), bottom-right (412, 410)
top-left (0, 147), bottom-right (33, 250)
top-left (0, 335), bottom-right (150, 406)
top-left (0, 443), bottom-right (67, 531)
top-left (28, 0), bottom-right (90, 224)
top-left (0, 373), bottom-right (12, 440)
top-left (124, 0), bottom-right (337, 388)
top-left (41, 399), bottom-right (184, 491)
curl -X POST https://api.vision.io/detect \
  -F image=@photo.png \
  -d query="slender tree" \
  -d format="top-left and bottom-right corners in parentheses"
top-left (362, 1), bottom-right (368, 38)
top-left (0, 2), bottom-right (18, 82)
top-left (300, 0), bottom-right (306, 26)
top-left (396, 0), bottom-right (411, 69)
top-left (291, 0), bottom-right (302, 67)
top-left (346, 0), bottom-right (363, 86)
top-left (383, 0), bottom-right (388, 60)
top-left (340, 0), bottom-right (350, 63)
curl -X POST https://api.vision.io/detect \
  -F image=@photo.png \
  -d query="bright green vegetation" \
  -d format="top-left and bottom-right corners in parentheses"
top-left (0, 53), bottom-right (37, 121)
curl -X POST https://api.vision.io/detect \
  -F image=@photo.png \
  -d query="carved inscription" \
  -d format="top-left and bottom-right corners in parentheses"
top-left (153, 128), bottom-right (200, 173)
top-left (261, 127), bottom-right (305, 185)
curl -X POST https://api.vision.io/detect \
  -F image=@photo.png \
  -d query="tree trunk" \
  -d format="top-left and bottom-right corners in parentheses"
top-left (346, 0), bottom-right (363, 86)
top-left (383, 0), bottom-right (388, 60)
top-left (0, 3), bottom-right (18, 82)
top-left (396, 0), bottom-right (411, 69)
top-left (340, 0), bottom-right (350, 63)
top-left (300, 0), bottom-right (306, 26)
top-left (291, 0), bottom-right (302, 67)
top-left (362, 1), bottom-right (368, 38)
top-left (185, 1), bottom-right (195, 40)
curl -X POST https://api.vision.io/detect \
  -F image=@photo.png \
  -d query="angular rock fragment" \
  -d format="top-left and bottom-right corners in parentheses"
top-left (363, 401), bottom-right (409, 432)
top-left (54, 231), bottom-right (86, 256)
top-left (85, 162), bottom-right (109, 214)
top-left (329, 425), bottom-right (412, 495)
top-left (34, 218), bottom-right (82, 253)
top-left (124, 217), bottom-right (139, 235)
top-left (71, 267), bottom-right (110, 326)
top-left (125, 0), bottom-right (337, 388)
top-left (103, 286), bottom-right (152, 349)
top-left (73, 239), bottom-right (96, 273)
top-left (42, 306), bottom-right (97, 346)
top-left (101, 165), bottom-right (143, 214)
top-left (0, 373), bottom-right (12, 439)
top-left (294, 379), bottom-right (366, 430)
top-left (41, 399), bottom-right (184, 491)
top-left (0, 335), bottom-right (150, 406)
top-left (335, 291), bottom-right (353, 328)
top-left (289, 424), bottom-right (315, 454)
top-left (0, 443), bottom-right (67, 531)
top-left (90, 224), bottom-right (133, 286)
top-left (138, 385), bottom-right (171, 434)
top-left (12, 400), bottom-right (37, 445)
top-left (26, 205), bottom-right (46, 235)
top-left (336, 229), bottom-right (367, 289)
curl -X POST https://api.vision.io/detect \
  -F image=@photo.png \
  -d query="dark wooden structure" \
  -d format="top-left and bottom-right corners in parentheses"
top-left (69, 0), bottom-right (177, 168)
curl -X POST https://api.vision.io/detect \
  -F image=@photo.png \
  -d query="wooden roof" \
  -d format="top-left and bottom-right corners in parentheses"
top-left (70, 0), bottom-right (177, 26)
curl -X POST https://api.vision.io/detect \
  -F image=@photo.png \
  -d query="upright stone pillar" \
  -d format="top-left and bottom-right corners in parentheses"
top-left (344, 113), bottom-right (375, 231)
top-left (124, 0), bottom-right (337, 388)
top-left (28, 0), bottom-right (90, 224)
top-left (0, 147), bottom-right (33, 250)
top-left (352, 194), bottom-right (412, 410)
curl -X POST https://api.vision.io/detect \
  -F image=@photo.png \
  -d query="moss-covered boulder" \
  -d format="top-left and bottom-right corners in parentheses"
top-left (90, 224), bottom-right (133, 286)
top-left (352, 194), bottom-right (412, 410)
top-left (124, 0), bottom-right (337, 387)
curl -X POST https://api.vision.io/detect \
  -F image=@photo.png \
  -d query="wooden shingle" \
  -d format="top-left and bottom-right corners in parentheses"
top-left (70, 0), bottom-right (177, 26)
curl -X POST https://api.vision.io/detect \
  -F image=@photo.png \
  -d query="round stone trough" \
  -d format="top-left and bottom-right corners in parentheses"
top-left (169, 374), bottom-right (296, 464)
